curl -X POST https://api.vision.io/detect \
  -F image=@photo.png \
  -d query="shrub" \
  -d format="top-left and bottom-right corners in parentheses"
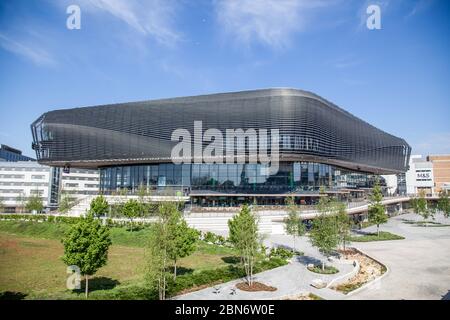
top-left (269, 247), bottom-right (302, 260)
top-left (166, 256), bottom-right (288, 297)
top-left (203, 231), bottom-right (218, 244)
top-left (307, 265), bottom-right (339, 274)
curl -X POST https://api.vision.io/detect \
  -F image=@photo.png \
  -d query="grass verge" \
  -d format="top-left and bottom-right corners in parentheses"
top-left (0, 220), bottom-right (285, 299)
top-left (348, 231), bottom-right (405, 242)
top-left (307, 265), bottom-right (339, 274)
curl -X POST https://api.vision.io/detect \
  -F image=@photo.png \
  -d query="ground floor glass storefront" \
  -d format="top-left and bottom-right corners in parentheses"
top-left (99, 162), bottom-right (382, 195)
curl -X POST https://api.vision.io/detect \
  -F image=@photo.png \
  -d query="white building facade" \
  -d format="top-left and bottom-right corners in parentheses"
top-left (405, 155), bottom-right (434, 195)
top-left (60, 168), bottom-right (100, 199)
top-left (0, 161), bottom-right (99, 213)
top-left (0, 161), bottom-right (52, 212)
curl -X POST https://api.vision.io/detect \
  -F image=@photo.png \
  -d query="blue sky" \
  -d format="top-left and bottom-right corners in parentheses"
top-left (0, 0), bottom-right (449, 158)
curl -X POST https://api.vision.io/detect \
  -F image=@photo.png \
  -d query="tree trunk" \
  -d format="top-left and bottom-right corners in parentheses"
top-left (250, 257), bottom-right (253, 287)
top-left (173, 260), bottom-right (177, 281)
top-left (377, 224), bottom-right (380, 237)
top-left (322, 260), bottom-right (325, 271)
top-left (293, 235), bottom-right (296, 253)
top-left (85, 275), bottom-right (88, 299)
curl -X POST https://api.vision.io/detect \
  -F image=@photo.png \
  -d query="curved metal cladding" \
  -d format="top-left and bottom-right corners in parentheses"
top-left (31, 88), bottom-right (411, 174)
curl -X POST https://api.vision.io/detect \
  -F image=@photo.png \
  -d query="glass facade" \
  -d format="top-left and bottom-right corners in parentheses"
top-left (99, 162), bottom-right (382, 194)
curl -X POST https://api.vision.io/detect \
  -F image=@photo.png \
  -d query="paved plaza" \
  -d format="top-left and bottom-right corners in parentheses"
top-left (175, 212), bottom-right (450, 300)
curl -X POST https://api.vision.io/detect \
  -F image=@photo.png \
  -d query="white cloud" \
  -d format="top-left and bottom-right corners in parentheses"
top-left (411, 132), bottom-right (450, 156)
top-left (406, 0), bottom-right (434, 19)
top-left (331, 56), bottom-right (363, 69)
top-left (215, 0), bottom-right (328, 49)
top-left (0, 33), bottom-right (56, 66)
top-left (79, 0), bottom-right (181, 46)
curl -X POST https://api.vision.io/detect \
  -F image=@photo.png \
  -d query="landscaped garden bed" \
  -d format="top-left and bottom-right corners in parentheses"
top-left (331, 248), bottom-right (386, 294)
top-left (348, 231), bottom-right (404, 242)
top-left (402, 220), bottom-right (450, 227)
top-left (307, 264), bottom-right (339, 274)
top-left (282, 293), bottom-right (323, 300)
top-left (236, 281), bottom-right (277, 292)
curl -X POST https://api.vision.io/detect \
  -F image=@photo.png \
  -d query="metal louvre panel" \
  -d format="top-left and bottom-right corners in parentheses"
top-left (31, 88), bottom-right (411, 174)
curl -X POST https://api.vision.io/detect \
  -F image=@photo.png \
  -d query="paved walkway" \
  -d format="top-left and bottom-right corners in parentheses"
top-left (174, 255), bottom-right (350, 300)
top-left (174, 212), bottom-right (450, 300)
top-left (346, 213), bottom-right (450, 300)
top-left (175, 233), bottom-right (353, 300)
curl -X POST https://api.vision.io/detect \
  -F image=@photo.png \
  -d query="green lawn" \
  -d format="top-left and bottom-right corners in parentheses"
top-left (402, 220), bottom-right (450, 227)
top-left (0, 220), bottom-right (285, 300)
top-left (0, 220), bottom-right (155, 247)
top-left (307, 265), bottom-right (339, 274)
top-left (348, 231), bottom-right (405, 242)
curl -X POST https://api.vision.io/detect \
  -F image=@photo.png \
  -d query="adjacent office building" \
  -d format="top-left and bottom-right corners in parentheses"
top-left (0, 145), bottom-right (99, 212)
top-left (0, 144), bottom-right (35, 162)
top-left (31, 88), bottom-right (411, 206)
top-left (427, 155), bottom-right (450, 193)
top-left (405, 155), bottom-right (434, 195)
top-left (60, 168), bottom-right (100, 197)
top-left (0, 161), bottom-right (51, 212)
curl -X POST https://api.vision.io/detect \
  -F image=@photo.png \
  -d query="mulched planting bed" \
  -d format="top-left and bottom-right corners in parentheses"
top-left (283, 293), bottom-right (323, 300)
top-left (307, 265), bottom-right (339, 274)
top-left (332, 248), bottom-right (386, 294)
top-left (236, 282), bottom-right (277, 292)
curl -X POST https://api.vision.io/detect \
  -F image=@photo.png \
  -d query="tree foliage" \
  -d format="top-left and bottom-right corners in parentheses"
top-left (335, 203), bottom-right (351, 250)
top-left (89, 195), bottom-right (109, 217)
top-left (145, 201), bottom-right (181, 300)
top-left (15, 193), bottom-right (27, 213)
top-left (228, 204), bottom-right (259, 286)
top-left (411, 190), bottom-right (434, 223)
top-left (25, 194), bottom-right (44, 213)
top-left (284, 196), bottom-right (305, 253)
top-left (59, 192), bottom-right (76, 214)
top-left (368, 179), bottom-right (388, 236)
top-left (309, 213), bottom-right (339, 257)
top-left (121, 199), bottom-right (142, 231)
top-left (167, 212), bottom-right (199, 280)
top-left (61, 213), bottom-right (112, 298)
top-left (137, 184), bottom-right (152, 216)
top-left (437, 190), bottom-right (449, 218)
top-left (309, 195), bottom-right (341, 268)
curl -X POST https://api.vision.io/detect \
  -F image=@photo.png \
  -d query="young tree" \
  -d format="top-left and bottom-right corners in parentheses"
top-left (437, 190), bottom-right (449, 218)
top-left (146, 222), bottom-right (170, 300)
top-left (145, 201), bottom-right (179, 300)
top-left (228, 205), bottom-right (259, 286)
top-left (61, 213), bottom-right (112, 298)
top-left (59, 191), bottom-right (76, 214)
top-left (368, 179), bottom-right (388, 236)
top-left (335, 203), bottom-right (351, 251)
top-left (26, 194), bottom-right (44, 213)
top-left (317, 193), bottom-right (334, 216)
top-left (309, 213), bottom-right (340, 270)
top-left (121, 199), bottom-right (142, 231)
top-left (168, 212), bottom-right (199, 280)
top-left (412, 190), bottom-right (434, 224)
top-left (89, 195), bottom-right (109, 217)
top-left (0, 198), bottom-right (4, 213)
top-left (15, 192), bottom-right (26, 213)
top-left (137, 184), bottom-right (150, 217)
top-left (284, 196), bottom-right (305, 253)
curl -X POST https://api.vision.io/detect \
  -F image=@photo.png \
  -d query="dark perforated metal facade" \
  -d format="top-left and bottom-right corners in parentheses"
top-left (31, 88), bottom-right (410, 174)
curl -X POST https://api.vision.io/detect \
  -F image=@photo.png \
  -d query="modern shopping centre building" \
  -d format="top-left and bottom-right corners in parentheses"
top-left (31, 88), bottom-right (411, 206)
